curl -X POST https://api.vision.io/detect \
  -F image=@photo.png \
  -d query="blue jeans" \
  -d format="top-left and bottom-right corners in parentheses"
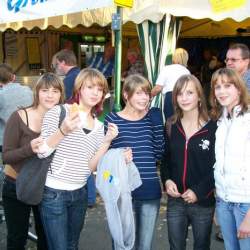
top-left (216, 197), bottom-right (250, 250)
top-left (133, 199), bottom-right (160, 250)
top-left (167, 197), bottom-right (214, 250)
top-left (39, 186), bottom-right (88, 250)
top-left (87, 174), bottom-right (96, 206)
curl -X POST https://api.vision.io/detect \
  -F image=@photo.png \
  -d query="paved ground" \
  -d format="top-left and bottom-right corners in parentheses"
top-left (0, 195), bottom-right (225, 250)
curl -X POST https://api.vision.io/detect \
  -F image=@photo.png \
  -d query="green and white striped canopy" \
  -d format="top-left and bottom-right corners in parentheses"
top-left (137, 15), bottom-right (182, 108)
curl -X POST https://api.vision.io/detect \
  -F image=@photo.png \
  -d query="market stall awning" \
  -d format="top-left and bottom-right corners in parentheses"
top-left (1, 0), bottom-right (250, 31)
top-left (180, 16), bottom-right (250, 38)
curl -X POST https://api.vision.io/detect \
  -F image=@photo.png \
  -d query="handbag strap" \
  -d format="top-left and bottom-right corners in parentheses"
top-left (47, 104), bottom-right (66, 174)
top-left (23, 108), bottom-right (29, 128)
top-left (58, 104), bottom-right (66, 127)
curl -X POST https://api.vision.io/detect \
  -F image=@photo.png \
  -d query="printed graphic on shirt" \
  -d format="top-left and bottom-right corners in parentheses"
top-left (199, 139), bottom-right (210, 150)
top-left (103, 170), bottom-right (119, 186)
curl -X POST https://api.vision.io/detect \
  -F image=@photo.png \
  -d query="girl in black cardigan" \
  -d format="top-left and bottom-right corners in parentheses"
top-left (162, 74), bottom-right (217, 250)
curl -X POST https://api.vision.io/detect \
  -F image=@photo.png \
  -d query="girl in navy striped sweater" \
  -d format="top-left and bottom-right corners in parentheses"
top-left (105, 74), bottom-right (165, 250)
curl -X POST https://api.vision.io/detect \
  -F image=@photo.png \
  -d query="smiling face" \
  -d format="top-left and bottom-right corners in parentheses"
top-left (176, 80), bottom-right (199, 113)
top-left (214, 75), bottom-right (240, 113)
top-left (38, 87), bottom-right (61, 111)
top-left (125, 86), bottom-right (150, 112)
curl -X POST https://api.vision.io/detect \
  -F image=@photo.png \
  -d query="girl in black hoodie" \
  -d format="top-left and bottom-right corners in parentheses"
top-left (162, 74), bottom-right (217, 250)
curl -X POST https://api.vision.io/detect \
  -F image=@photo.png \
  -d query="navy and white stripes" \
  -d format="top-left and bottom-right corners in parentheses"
top-left (104, 108), bottom-right (165, 200)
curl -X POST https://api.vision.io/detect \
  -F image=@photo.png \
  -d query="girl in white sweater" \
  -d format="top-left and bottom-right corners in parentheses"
top-left (210, 68), bottom-right (250, 250)
top-left (38, 68), bottom-right (118, 250)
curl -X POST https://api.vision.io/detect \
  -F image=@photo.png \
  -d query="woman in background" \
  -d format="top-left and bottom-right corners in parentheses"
top-left (151, 48), bottom-right (190, 119)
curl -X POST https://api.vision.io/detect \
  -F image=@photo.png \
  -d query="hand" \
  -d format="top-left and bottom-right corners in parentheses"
top-left (30, 137), bottom-right (44, 153)
top-left (238, 210), bottom-right (250, 239)
top-left (123, 147), bottom-right (133, 164)
top-left (60, 112), bottom-right (80, 135)
top-left (181, 189), bottom-right (198, 203)
top-left (165, 180), bottom-right (181, 197)
top-left (104, 123), bottom-right (118, 143)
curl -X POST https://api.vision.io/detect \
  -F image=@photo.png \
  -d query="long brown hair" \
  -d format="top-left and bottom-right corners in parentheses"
top-left (32, 73), bottom-right (65, 107)
top-left (210, 68), bottom-right (250, 120)
top-left (172, 74), bottom-right (209, 124)
top-left (71, 68), bottom-right (109, 116)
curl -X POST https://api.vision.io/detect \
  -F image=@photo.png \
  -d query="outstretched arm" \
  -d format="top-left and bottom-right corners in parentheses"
top-left (151, 84), bottom-right (163, 97)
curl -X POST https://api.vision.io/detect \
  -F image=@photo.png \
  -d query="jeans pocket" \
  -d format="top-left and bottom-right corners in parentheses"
top-left (237, 203), bottom-right (250, 216)
top-left (43, 188), bottom-right (59, 201)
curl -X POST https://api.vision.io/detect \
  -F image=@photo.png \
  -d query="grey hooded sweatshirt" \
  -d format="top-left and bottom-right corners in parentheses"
top-left (96, 148), bottom-right (142, 250)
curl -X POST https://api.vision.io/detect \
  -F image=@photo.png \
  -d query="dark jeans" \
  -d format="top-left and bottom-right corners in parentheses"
top-left (2, 177), bottom-right (47, 250)
top-left (163, 92), bottom-right (174, 120)
top-left (39, 186), bottom-right (88, 250)
top-left (167, 197), bottom-right (214, 250)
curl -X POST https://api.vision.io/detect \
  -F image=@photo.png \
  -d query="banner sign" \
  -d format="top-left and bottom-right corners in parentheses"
top-left (114, 0), bottom-right (133, 8)
top-left (0, 0), bottom-right (113, 24)
top-left (209, 0), bottom-right (247, 12)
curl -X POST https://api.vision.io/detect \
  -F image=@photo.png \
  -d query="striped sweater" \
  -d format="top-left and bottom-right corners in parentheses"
top-left (41, 105), bottom-right (104, 190)
top-left (104, 108), bottom-right (165, 200)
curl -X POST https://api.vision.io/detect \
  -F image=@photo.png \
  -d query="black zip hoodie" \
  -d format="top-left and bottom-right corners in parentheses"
top-left (161, 119), bottom-right (217, 207)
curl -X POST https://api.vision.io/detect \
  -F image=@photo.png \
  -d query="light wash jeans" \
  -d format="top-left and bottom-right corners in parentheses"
top-left (87, 174), bottom-right (96, 206)
top-left (39, 186), bottom-right (87, 250)
top-left (133, 199), bottom-right (160, 250)
top-left (216, 197), bottom-right (250, 250)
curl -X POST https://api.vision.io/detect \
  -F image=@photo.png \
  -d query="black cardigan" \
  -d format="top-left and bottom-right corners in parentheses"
top-left (161, 119), bottom-right (217, 207)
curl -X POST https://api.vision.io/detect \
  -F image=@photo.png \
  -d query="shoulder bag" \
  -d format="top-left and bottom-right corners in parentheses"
top-left (16, 105), bottom-right (66, 205)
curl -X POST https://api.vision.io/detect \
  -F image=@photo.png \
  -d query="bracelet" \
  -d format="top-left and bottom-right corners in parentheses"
top-left (59, 127), bottom-right (66, 136)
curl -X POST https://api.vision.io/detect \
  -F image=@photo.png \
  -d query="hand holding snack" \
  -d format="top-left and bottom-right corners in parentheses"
top-left (60, 104), bottom-right (81, 135)
top-left (69, 103), bottom-right (87, 129)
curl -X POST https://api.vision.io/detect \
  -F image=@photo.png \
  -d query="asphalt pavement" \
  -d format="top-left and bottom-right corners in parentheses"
top-left (0, 195), bottom-right (225, 250)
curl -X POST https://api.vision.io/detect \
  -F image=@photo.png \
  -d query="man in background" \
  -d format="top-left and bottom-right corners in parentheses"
top-left (122, 48), bottom-right (145, 78)
top-left (88, 42), bottom-right (115, 80)
top-left (225, 43), bottom-right (250, 92)
top-left (0, 63), bottom-right (33, 221)
top-left (54, 49), bottom-right (80, 100)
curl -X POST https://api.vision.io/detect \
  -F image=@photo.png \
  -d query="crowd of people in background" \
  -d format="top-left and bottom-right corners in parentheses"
top-left (0, 41), bottom-right (250, 250)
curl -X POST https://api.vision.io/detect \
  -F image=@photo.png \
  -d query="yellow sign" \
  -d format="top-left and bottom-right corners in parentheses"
top-left (26, 37), bottom-right (41, 64)
top-left (114, 0), bottom-right (133, 8)
top-left (210, 0), bottom-right (246, 13)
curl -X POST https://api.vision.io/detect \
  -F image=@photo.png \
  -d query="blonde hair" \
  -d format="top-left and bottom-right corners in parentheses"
top-left (73, 68), bottom-right (109, 115)
top-left (172, 74), bottom-right (209, 124)
top-left (172, 48), bottom-right (189, 67)
top-left (122, 74), bottom-right (151, 103)
top-left (32, 73), bottom-right (65, 107)
top-left (210, 68), bottom-right (250, 120)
